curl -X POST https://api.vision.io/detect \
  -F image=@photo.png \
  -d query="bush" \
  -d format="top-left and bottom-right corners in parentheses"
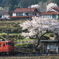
top-left (15, 43), bottom-right (33, 47)
top-left (50, 33), bottom-right (54, 37)
top-left (0, 36), bottom-right (6, 40)
top-left (41, 36), bottom-right (49, 40)
top-left (0, 22), bottom-right (22, 33)
top-left (18, 35), bottom-right (24, 39)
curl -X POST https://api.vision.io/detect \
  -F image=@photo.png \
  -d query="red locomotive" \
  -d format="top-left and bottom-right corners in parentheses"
top-left (0, 40), bottom-right (14, 54)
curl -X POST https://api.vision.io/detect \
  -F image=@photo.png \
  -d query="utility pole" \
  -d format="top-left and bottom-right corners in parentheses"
top-left (6, 19), bottom-right (9, 41)
top-left (41, 0), bottom-right (44, 12)
top-left (29, 0), bottom-right (32, 20)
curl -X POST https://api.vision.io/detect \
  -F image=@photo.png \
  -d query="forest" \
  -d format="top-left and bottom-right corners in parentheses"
top-left (0, 0), bottom-right (59, 8)
top-left (0, 0), bottom-right (59, 13)
top-left (0, 0), bottom-right (59, 7)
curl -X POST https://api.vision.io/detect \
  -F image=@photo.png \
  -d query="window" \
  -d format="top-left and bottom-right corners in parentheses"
top-left (0, 43), bottom-right (1, 47)
top-left (25, 13), bottom-right (28, 16)
top-left (3, 43), bottom-right (5, 47)
top-left (6, 42), bottom-right (14, 46)
top-left (16, 13), bottom-right (23, 16)
top-left (47, 44), bottom-right (56, 50)
top-left (0, 16), bottom-right (1, 18)
top-left (52, 15), bottom-right (56, 18)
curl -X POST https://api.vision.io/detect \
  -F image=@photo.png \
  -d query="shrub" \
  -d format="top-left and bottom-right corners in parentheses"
top-left (18, 35), bottom-right (24, 39)
top-left (50, 33), bottom-right (54, 37)
top-left (15, 43), bottom-right (33, 47)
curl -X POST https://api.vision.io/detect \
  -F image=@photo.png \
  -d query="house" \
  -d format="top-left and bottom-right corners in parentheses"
top-left (0, 10), bottom-right (10, 19)
top-left (41, 40), bottom-right (59, 54)
top-left (41, 7), bottom-right (59, 19)
top-left (11, 8), bottom-right (40, 19)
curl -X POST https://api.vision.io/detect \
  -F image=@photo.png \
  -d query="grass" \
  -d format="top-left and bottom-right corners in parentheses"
top-left (0, 20), bottom-right (26, 24)
top-left (0, 32), bottom-right (55, 42)
top-left (0, 32), bottom-right (35, 42)
top-left (14, 38), bottom-right (35, 42)
top-left (44, 33), bottom-right (54, 37)
top-left (15, 43), bottom-right (33, 47)
top-left (0, 20), bottom-right (56, 43)
top-left (19, 39), bottom-right (35, 41)
top-left (0, 33), bottom-right (7, 35)
top-left (0, 32), bottom-right (21, 35)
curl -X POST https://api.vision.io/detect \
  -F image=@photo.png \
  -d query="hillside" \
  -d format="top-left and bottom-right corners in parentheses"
top-left (0, 0), bottom-right (59, 15)
top-left (0, 0), bottom-right (43, 7)
top-left (0, 0), bottom-right (59, 8)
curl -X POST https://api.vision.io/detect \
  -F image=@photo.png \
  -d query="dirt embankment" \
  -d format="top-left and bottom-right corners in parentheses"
top-left (0, 56), bottom-right (59, 59)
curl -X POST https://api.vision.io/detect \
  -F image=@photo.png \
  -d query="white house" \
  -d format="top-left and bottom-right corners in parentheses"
top-left (0, 11), bottom-right (10, 19)
top-left (11, 8), bottom-right (40, 19)
top-left (41, 7), bottom-right (59, 19)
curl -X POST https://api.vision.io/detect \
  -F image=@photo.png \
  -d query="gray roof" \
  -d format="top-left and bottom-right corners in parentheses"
top-left (41, 40), bottom-right (59, 43)
top-left (0, 10), bottom-right (8, 15)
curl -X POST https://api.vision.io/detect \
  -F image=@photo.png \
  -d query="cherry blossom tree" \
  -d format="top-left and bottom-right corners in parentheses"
top-left (20, 16), bottom-right (59, 47)
top-left (46, 3), bottom-right (58, 11)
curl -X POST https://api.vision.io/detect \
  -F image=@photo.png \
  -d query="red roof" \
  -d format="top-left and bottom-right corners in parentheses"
top-left (13, 8), bottom-right (36, 13)
top-left (10, 16), bottom-right (34, 18)
top-left (53, 7), bottom-right (59, 12)
top-left (41, 11), bottom-right (59, 15)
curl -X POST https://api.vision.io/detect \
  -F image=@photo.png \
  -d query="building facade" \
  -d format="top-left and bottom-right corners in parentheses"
top-left (41, 7), bottom-right (59, 19)
top-left (11, 8), bottom-right (40, 19)
top-left (0, 10), bottom-right (10, 19)
top-left (41, 40), bottom-right (59, 54)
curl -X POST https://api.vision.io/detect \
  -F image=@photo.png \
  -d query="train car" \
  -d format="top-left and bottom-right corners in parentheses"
top-left (0, 40), bottom-right (14, 54)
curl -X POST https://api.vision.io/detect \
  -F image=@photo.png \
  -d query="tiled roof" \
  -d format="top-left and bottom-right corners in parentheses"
top-left (0, 10), bottom-right (8, 15)
top-left (13, 8), bottom-right (36, 13)
top-left (41, 11), bottom-right (59, 15)
top-left (10, 16), bottom-right (34, 18)
top-left (53, 7), bottom-right (59, 12)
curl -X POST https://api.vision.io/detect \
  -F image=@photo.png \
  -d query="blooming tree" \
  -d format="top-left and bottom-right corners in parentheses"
top-left (20, 17), bottom-right (59, 38)
top-left (30, 4), bottom-right (39, 8)
top-left (20, 16), bottom-right (59, 47)
top-left (46, 3), bottom-right (58, 11)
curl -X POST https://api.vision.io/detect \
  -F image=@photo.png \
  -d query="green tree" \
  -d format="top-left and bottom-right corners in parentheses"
top-left (7, 0), bottom-right (17, 6)
top-left (0, 0), bottom-right (3, 4)
top-left (18, 0), bottom-right (41, 8)
top-left (7, 0), bottom-right (18, 15)
top-left (0, 0), bottom-right (8, 7)
top-left (53, 0), bottom-right (59, 6)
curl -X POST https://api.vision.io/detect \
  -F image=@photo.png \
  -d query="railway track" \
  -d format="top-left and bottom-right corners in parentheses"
top-left (0, 53), bottom-right (59, 56)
